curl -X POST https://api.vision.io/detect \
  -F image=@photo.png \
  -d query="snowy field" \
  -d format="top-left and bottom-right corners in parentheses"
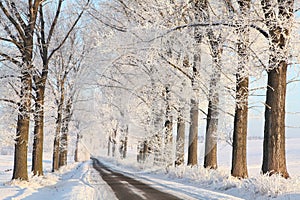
top-left (0, 138), bottom-right (300, 199)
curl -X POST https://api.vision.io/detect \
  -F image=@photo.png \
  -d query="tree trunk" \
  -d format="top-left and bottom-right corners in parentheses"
top-left (52, 111), bottom-right (62, 171)
top-left (175, 114), bottom-right (185, 166)
top-left (231, 75), bottom-right (249, 178)
top-left (59, 128), bottom-right (68, 167)
top-left (59, 97), bottom-right (72, 167)
top-left (164, 85), bottom-right (173, 165)
top-left (10, 0), bottom-right (42, 181)
top-left (231, 0), bottom-right (250, 179)
top-left (107, 137), bottom-right (111, 156)
top-left (122, 126), bottom-right (128, 159)
top-left (123, 136), bottom-right (128, 159)
top-left (187, 0), bottom-right (205, 166)
top-left (111, 128), bottom-right (117, 157)
top-left (74, 133), bottom-right (80, 162)
top-left (262, 65), bottom-right (289, 178)
top-left (112, 142), bottom-right (116, 157)
top-left (13, 72), bottom-right (32, 181)
top-left (204, 43), bottom-right (221, 169)
top-left (32, 84), bottom-right (45, 176)
top-left (204, 97), bottom-right (218, 169)
top-left (260, 0), bottom-right (294, 178)
top-left (52, 81), bottom-right (64, 171)
top-left (188, 98), bottom-right (198, 166)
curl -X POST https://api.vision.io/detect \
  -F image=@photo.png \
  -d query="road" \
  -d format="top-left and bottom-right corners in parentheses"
top-left (91, 158), bottom-right (181, 200)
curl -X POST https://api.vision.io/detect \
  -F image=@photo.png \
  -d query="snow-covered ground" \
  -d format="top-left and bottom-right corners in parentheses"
top-left (0, 138), bottom-right (300, 199)
top-left (0, 155), bottom-right (117, 200)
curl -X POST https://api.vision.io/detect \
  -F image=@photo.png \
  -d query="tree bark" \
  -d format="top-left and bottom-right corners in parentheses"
top-left (52, 80), bottom-right (65, 171)
top-left (122, 125), bottom-right (128, 159)
top-left (231, 0), bottom-right (250, 179)
top-left (13, 72), bottom-right (32, 180)
top-left (260, 0), bottom-right (294, 178)
top-left (164, 85), bottom-right (173, 165)
top-left (263, 65), bottom-right (288, 178)
top-left (5, 0), bottom-right (43, 181)
top-left (231, 75), bottom-right (249, 178)
top-left (187, 0), bottom-right (205, 166)
top-left (123, 136), bottom-right (128, 159)
top-left (204, 39), bottom-right (221, 170)
top-left (204, 96), bottom-right (219, 169)
top-left (107, 136), bottom-right (111, 156)
top-left (175, 114), bottom-right (185, 166)
top-left (59, 97), bottom-right (72, 167)
top-left (188, 98), bottom-right (198, 166)
top-left (32, 84), bottom-right (45, 176)
top-left (74, 133), bottom-right (80, 162)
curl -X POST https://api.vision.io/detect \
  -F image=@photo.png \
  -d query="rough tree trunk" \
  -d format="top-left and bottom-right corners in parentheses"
top-left (107, 136), bottom-right (111, 156)
top-left (122, 126), bottom-right (128, 159)
top-left (202, 0), bottom-right (222, 169)
top-left (13, 72), bottom-right (32, 180)
top-left (231, 0), bottom-right (250, 179)
top-left (74, 133), bottom-right (80, 162)
top-left (263, 66), bottom-right (288, 178)
top-left (175, 114), bottom-right (185, 166)
top-left (111, 129), bottom-right (117, 157)
top-left (204, 43), bottom-right (221, 169)
top-left (59, 97), bottom-right (72, 167)
top-left (187, 0), bottom-right (204, 166)
top-left (261, 0), bottom-right (293, 178)
top-left (164, 85), bottom-right (173, 165)
top-left (9, 0), bottom-right (42, 181)
top-left (188, 98), bottom-right (198, 166)
top-left (204, 96), bottom-right (219, 169)
top-left (123, 136), bottom-right (128, 159)
top-left (52, 81), bottom-right (65, 172)
top-left (32, 84), bottom-right (45, 176)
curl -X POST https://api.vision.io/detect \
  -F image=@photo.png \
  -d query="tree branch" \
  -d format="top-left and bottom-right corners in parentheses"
top-left (47, 0), bottom-right (63, 45)
top-left (159, 54), bottom-right (192, 80)
top-left (0, 98), bottom-right (18, 105)
top-left (0, 2), bottom-right (26, 41)
top-left (0, 52), bottom-right (21, 66)
top-left (150, 22), bottom-right (269, 42)
top-left (10, 2), bottom-right (27, 29)
top-left (0, 37), bottom-right (22, 49)
top-left (48, 0), bottom-right (90, 60)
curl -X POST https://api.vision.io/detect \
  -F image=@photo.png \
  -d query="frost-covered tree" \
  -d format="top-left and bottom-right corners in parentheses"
top-left (50, 28), bottom-right (90, 170)
top-left (231, 0), bottom-right (251, 179)
top-left (0, 0), bottom-right (42, 181)
top-left (261, 0), bottom-right (294, 178)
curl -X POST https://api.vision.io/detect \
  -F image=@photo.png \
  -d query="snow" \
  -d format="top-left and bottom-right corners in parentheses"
top-left (0, 138), bottom-right (300, 199)
top-left (0, 156), bottom-right (117, 200)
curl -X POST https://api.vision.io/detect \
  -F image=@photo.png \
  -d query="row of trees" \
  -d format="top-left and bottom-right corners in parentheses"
top-left (92, 0), bottom-right (299, 179)
top-left (0, 0), bottom-right (91, 181)
top-left (0, 0), bottom-right (298, 182)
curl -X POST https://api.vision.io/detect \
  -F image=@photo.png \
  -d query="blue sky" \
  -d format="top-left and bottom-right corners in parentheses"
top-left (247, 66), bottom-right (300, 138)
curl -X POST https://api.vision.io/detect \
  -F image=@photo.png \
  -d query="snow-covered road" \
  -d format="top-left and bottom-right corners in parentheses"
top-left (92, 157), bottom-right (180, 199)
top-left (95, 158), bottom-right (244, 200)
